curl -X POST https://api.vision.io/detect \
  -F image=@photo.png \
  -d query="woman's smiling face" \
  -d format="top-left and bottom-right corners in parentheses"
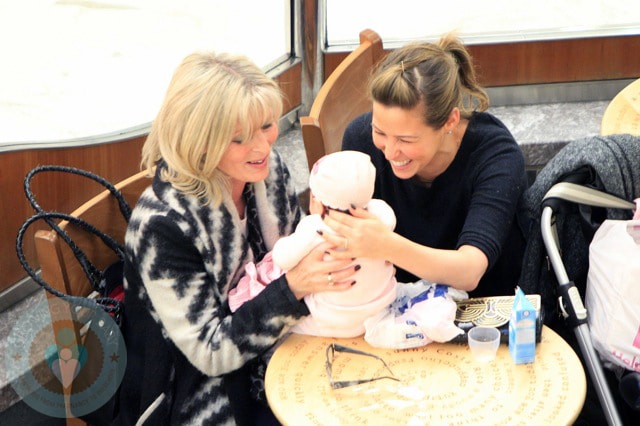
top-left (218, 120), bottom-right (279, 186)
top-left (371, 101), bottom-right (451, 180)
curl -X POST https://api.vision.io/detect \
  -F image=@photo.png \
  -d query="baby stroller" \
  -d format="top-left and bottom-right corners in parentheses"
top-left (519, 134), bottom-right (640, 425)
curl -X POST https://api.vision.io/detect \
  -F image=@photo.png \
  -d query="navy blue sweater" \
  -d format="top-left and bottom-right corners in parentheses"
top-left (343, 111), bottom-right (527, 297)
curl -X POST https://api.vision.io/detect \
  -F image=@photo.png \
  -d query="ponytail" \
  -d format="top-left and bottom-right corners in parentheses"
top-left (369, 33), bottom-right (488, 128)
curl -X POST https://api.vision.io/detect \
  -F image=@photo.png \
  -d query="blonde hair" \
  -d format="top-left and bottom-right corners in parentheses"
top-left (369, 33), bottom-right (488, 129)
top-left (141, 51), bottom-right (283, 205)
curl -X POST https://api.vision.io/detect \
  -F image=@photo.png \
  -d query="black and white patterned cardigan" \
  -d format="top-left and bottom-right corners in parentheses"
top-left (116, 151), bottom-right (307, 425)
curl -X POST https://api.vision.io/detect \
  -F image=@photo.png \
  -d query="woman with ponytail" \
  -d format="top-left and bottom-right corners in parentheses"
top-left (321, 33), bottom-right (527, 297)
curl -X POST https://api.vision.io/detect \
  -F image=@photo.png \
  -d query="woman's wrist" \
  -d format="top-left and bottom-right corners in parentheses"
top-left (283, 271), bottom-right (307, 300)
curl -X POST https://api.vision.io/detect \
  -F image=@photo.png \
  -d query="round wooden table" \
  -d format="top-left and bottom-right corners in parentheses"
top-left (265, 326), bottom-right (586, 426)
top-left (601, 78), bottom-right (640, 136)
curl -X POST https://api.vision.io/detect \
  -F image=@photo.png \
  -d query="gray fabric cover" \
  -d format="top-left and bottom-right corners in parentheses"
top-left (519, 134), bottom-right (640, 322)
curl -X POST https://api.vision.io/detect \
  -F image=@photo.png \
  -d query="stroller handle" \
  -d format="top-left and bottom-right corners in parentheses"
top-left (540, 183), bottom-right (628, 426)
top-left (542, 182), bottom-right (635, 210)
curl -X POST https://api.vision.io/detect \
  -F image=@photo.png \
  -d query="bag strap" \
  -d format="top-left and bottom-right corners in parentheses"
top-left (18, 165), bottom-right (133, 316)
top-left (25, 165), bottom-right (132, 220)
top-left (16, 211), bottom-right (123, 314)
top-left (23, 165), bottom-right (132, 288)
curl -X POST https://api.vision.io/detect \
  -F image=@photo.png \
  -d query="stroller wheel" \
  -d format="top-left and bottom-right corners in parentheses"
top-left (619, 371), bottom-right (640, 411)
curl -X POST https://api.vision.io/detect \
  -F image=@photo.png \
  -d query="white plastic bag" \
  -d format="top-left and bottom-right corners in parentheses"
top-left (364, 280), bottom-right (467, 349)
top-left (586, 199), bottom-right (640, 373)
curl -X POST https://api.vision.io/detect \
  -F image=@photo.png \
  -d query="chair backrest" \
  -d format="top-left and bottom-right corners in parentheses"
top-left (34, 170), bottom-right (152, 299)
top-left (300, 29), bottom-right (384, 170)
top-left (601, 77), bottom-right (640, 136)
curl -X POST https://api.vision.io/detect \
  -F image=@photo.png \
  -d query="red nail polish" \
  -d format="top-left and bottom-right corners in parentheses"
top-left (354, 264), bottom-right (361, 271)
top-left (316, 229), bottom-right (323, 235)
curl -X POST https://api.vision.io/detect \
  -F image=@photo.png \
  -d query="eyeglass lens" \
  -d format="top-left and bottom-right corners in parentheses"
top-left (325, 343), bottom-right (399, 389)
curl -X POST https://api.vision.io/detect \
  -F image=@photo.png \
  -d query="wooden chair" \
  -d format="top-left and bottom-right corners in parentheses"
top-left (300, 29), bottom-right (385, 171)
top-left (35, 170), bottom-right (151, 300)
top-left (601, 77), bottom-right (640, 136)
top-left (33, 170), bottom-right (151, 425)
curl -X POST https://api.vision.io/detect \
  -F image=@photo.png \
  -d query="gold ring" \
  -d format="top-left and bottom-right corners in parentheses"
top-left (327, 272), bottom-right (334, 286)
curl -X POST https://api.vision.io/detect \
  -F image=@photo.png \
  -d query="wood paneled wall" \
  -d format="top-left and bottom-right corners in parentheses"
top-left (277, 66), bottom-right (302, 113)
top-left (2, 135), bottom-right (147, 292)
top-left (468, 35), bottom-right (640, 86)
top-left (323, 35), bottom-right (640, 87)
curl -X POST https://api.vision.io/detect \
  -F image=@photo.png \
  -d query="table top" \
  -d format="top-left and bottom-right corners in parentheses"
top-left (265, 326), bottom-right (586, 426)
top-left (601, 77), bottom-right (640, 136)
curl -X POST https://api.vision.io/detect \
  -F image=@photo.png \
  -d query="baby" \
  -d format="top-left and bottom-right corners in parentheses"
top-left (228, 150), bottom-right (398, 338)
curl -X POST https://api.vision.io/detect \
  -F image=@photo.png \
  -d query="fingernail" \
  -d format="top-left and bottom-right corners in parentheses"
top-left (354, 264), bottom-right (361, 271)
top-left (351, 257), bottom-right (356, 261)
top-left (321, 213), bottom-right (325, 219)
top-left (324, 250), bottom-right (330, 255)
top-left (350, 203), bottom-right (356, 209)
top-left (316, 229), bottom-right (323, 235)
top-left (351, 281), bottom-right (356, 286)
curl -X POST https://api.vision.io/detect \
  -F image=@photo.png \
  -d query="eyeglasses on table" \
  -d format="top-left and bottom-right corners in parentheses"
top-left (325, 343), bottom-right (400, 389)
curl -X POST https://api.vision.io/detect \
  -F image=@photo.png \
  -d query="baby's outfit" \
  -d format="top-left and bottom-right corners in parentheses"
top-left (275, 199), bottom-right (397, 337)
top-left (227, 252), bottom-right (283, 313)
top-left (228, 151), bottom-right (397, 338)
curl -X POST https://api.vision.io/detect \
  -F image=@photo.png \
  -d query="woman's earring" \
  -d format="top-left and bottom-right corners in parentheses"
top-left (447, 130), bottom-right (452, 135)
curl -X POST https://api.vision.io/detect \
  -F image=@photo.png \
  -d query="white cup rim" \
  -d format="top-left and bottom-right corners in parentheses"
top-left (468, 326), bottom-right (500, 342)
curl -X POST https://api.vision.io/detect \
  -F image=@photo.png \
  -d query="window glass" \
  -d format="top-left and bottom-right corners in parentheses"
top-left (0, 0), bottom-right (289, 144)
top-left (326, 0), bottom-right (640, 49)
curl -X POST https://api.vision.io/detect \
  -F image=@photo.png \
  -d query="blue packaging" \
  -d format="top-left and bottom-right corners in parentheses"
top-left (509, 287), bottom-right (537, 364)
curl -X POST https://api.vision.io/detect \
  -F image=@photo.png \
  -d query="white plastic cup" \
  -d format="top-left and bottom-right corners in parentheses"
top-left (468, 326), bottom-right (501, 363)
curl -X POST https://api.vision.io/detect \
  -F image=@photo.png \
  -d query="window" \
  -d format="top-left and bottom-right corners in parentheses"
top-left (325, 0), bottom-right (640, 50)
top-left (0, 0), bottom-right (290, 144)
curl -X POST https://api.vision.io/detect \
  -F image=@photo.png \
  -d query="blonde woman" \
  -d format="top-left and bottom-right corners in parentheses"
top-left (323, 34), bottom-right (527, 298)
top-left (117, 52), bottom-right (356, 425)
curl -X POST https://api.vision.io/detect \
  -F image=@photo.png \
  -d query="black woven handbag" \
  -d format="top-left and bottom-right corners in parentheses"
top-left (15, 165), bottom-right (132, 424)
top-left (16, 165), bottom-right (131, 321)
